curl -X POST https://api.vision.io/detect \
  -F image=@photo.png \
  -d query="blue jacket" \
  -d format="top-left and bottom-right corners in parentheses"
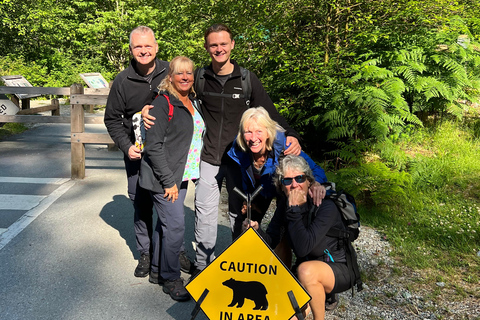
top-left (227, 131), bottom-right (327, 200)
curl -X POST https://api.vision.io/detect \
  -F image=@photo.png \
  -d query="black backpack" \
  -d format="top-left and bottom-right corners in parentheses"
top-left (194, 66), bottom-right (252, 106)
top-left (310, 183), bottom-right (363, 296)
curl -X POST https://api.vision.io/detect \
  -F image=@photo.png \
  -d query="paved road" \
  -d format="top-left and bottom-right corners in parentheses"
top-left (0, 122), bottom-right (232, 320)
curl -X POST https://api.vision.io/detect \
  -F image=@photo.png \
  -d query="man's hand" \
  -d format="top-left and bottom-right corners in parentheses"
top-left (141, 104), bottom-right (155, 129)
top-left (128, 145), bottom-right (142, 161)
top-left (288, 189), bottom-right (308, 207)
top-left (284, 136), bottom-right (301, 155)
top-left (164, 184), bottom-right (179, 203)
top-left (309, 182), bottom-right (326, 206)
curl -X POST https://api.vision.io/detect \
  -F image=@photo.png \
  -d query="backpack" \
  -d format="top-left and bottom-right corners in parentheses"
top-left (323, 182), bottom-right (360, 241)
top-left (311, 182), bottom-right (363, 296)
top-left (194, 66), bottom-right (252, 106)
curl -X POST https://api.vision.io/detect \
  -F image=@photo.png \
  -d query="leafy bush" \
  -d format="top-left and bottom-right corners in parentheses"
top-left (336, 121), bottom-right (480, 270)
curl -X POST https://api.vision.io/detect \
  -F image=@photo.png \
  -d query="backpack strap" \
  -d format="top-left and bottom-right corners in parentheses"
top-left (344, 240), bottom-right (363, 296)
top-left (160, 94), bottom-right (174, 121)
top-left (194, 67), bottom-right (206, 100)
top-left (240, 66), bottom-right (251, 106)
top-left (194, 66), bottom-right (251, 105)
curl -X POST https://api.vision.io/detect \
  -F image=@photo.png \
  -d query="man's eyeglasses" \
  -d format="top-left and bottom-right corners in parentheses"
top-left (281, 174), bottom-right (306, 186)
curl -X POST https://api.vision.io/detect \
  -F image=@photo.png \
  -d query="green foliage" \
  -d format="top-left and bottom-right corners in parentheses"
top-left (340, 121), bottom-right (480, 271)
top-left (0, 123), bottom-right (28, 140)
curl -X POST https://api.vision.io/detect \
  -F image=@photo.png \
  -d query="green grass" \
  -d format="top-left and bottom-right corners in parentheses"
top-left (331, 119), bottom-right (480, 279)
top-left (0, 123), bottom-right (29, 140)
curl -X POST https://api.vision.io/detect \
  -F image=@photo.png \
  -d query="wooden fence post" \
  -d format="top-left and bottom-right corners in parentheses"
top-left (21, 98), bottom-right (31, 110)
top-left (52, 98), bottom-right (60, 116)
top-left (11, 95), bottom-right (20, 108)
top-left (70, 83), bottom-right (85, 179)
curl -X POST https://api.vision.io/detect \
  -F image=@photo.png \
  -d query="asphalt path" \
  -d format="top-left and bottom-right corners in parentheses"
top-left (0, 121), bottom-right (232, 320)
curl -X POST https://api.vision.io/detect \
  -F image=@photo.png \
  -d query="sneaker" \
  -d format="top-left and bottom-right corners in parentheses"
top-left (179, 251), bottom-right (192, 274)
top-left (163, 278), bottom-right (190, 301)
top-left (134, 253), bottom-right (150, 277)
top-left (325, 293), bottom-right (339, 311)
top-left (149, 271), bottom-right (165, 285)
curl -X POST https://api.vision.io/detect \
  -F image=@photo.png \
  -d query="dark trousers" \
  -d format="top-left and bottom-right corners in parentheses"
top-left (124, 156), bottom-right (154, 256)
top-left (151, 181), bottom-right (188, 280)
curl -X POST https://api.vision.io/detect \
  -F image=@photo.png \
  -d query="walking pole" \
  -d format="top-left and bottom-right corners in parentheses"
top-left (233, 185), bottom-right (263, 224)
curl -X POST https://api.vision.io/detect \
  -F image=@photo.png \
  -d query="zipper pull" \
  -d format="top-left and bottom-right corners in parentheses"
top-left (324, 249), bottom-right (334, 262)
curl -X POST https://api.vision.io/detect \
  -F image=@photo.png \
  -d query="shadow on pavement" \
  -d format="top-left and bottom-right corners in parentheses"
top-left (99, 194), bottom-right (137, 258)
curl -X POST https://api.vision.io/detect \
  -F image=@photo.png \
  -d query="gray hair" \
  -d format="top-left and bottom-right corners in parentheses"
top-left (129, 26), bottom-right (156, 46)
top-left (274, 155), bottom-right (315, 191)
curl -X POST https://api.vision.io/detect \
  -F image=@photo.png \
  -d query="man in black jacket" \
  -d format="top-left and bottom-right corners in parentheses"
top-left (104, 26), bottom-right (169, 280)
top-left (191, 24), bottom-right (302, 276)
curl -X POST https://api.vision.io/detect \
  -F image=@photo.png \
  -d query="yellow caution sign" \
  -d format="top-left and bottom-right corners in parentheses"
top-left (186, 228), bottom-right (311, 320)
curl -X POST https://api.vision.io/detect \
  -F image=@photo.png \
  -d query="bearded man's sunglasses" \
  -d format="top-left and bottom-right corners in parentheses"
top-left (281, 174), bottom-right (306, 186)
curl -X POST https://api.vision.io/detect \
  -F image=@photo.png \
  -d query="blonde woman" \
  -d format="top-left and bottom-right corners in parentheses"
top-left (139, 56), bottom-right (205, 301)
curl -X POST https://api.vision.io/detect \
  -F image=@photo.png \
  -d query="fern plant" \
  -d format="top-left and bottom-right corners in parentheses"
top-left (322, 58), bottom-right (422, 163)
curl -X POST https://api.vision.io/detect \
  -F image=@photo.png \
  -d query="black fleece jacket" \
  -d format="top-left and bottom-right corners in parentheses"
top-left (258, 197), bottom-right (347, 264)
top-left (139, 92), bottom-right (204, 194)
top-left (198, 60), bottom-right (300, 165)
top-left (104, 58), bottom-right (169, 155)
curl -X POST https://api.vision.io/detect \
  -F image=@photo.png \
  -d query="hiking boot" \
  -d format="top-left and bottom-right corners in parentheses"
top-left (148, 271), bottom-right (165, 285)
top-left (163, 278), bottom-right (190, 301)
top-left (325, 293), bottom-right (339, 311)
top-left (134, 253), bottom-right (150, 277)
top-left (179, 251), bottom-right (192, 274)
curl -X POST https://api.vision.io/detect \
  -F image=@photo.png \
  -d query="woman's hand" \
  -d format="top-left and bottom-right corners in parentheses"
top-left (242, 220), bottom-right (259, 232)
top-left (141, 104), bottom-right (155, 129)
top-left (164, 184), bottom-right (179, 203)
top-left (241, 201), bottom-right (247, 215)
top-left (309, 182), bottom-right (326, 206)
top-left (288, 189), bottom-right (308, 207)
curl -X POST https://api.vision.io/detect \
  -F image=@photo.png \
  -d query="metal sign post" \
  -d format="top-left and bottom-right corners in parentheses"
top-left (233, 185), bottom-right (263, 224)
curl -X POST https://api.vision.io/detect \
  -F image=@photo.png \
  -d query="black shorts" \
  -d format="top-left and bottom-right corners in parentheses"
top-left (327, 262), bottom-right (351, 294)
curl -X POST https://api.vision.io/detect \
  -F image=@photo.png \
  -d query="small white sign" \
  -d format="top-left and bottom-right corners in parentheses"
top-left (0, 94), bottom-right (20, 116)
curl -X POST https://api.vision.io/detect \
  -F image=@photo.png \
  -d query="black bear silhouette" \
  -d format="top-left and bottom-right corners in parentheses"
top-left (222, 278), bottom-right (268, 310)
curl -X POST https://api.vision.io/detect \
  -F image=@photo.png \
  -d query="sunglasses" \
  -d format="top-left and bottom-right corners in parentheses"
top-left (281, 174), bottom-right (306, 186)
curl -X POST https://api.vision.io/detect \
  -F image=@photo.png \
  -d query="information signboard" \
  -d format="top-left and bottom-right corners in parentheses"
top-left (186, 228), bottom-right (311, 320)
top-left (79, 73), bottom-right (109, 88)
top-left (0, 75), bottom-right (40, 99)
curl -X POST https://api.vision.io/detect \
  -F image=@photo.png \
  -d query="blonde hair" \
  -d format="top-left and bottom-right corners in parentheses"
top-left (157, 56), bottom-right (195, 99)
top-left (236, 107), bottom-right (285, 152)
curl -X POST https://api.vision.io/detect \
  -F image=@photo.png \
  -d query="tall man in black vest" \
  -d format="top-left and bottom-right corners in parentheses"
top-left (191, 24), bottom-right (302, 276)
